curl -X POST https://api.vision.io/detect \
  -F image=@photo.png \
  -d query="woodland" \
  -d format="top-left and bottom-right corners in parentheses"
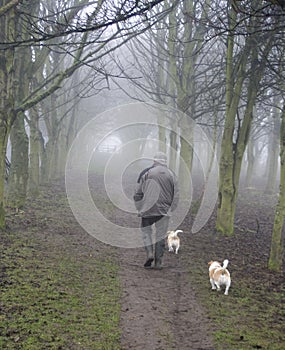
top-left (1, 0), bottom-right (284, 268)
top-left (0, 1), bottom-right (285, 349)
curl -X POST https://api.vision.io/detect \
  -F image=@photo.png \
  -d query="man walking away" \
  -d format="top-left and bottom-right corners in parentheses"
top-left (133, 152), bottom-right (179, 269)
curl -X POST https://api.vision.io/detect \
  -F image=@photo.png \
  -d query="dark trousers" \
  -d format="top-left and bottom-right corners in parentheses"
top-left (141, 215), bottom-right (169, 259)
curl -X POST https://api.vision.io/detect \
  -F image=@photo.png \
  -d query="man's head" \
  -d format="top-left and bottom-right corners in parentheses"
top-left (153, 152), bottom-right (167, 165)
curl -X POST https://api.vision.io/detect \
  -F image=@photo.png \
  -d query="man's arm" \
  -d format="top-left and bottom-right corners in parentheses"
top-left (133, 177), bottom-right (144, 211)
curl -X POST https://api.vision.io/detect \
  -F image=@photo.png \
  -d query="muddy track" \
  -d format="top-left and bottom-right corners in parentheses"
top-left (3, 178), bottom-right (284, 349)
top-left (90, 174), bottom-right (215, 349)
top-left (118, 241), bottom-right (214, 350)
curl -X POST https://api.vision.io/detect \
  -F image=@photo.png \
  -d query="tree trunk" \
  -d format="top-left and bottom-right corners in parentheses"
top-left (268, 105), bottom-right (285, 272)
top-left (0, 126), bottom-right (10, 227)
top-left (216, 6), bottom-right (272, 234)
top-left (0, 2), bottom-right (17, 226)
top-left (179, 134), bottom-right (193, 198)
top-left (7, 114), bottom-right (29, 208)
top-left (216, 7), bottom-right (241, 235)
top-left (45, 137), bottom-right (58, 182)
top-left (175, 0), bottom-right (211, 186)
top-left (244, 138), bottom-right (254, 188)
top-left (169, 129), bottom-right (178, 171)
top-left (28, 107), bottom-right (40, 197)
top-left (205, 109), bottom-right (218, 183)
top-left (265, 102), bottom-right (281, 194)
top-left (39, 129), bottom-right (48, 184)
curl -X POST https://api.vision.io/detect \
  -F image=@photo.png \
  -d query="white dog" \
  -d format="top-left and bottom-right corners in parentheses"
top-left (167, 230), bottom-right (183, 254)
top-left (208, 259), bottom-right (231, 295)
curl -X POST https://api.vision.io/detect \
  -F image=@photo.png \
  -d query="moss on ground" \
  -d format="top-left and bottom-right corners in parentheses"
top-left (1, 181), bottom-right (285, 350)
top-left (0, 186), bottom-right (122, 350)
top-left (183, 251), bottom-right (285, 350)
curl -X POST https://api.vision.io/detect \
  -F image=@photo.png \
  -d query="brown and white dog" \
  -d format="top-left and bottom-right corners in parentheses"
top-left (208, 259), bottom-right (231, 295)
top-left (167, 230), bottom-right (183, 254)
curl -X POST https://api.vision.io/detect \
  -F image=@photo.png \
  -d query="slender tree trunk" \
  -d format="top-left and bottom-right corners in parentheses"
top-left (166, 6), bottom-right (179, 169)
top-left (167, 2), bottom-right (177, 108)
top-left (206, 109), bottom-right (218, 182)
top-left (169, 129), bottom-right (178, 170)
top-left (216, 7), bottom-right (240, 235)
top-left (7, 114), bottom-right (29, 208)
top-left (265, 102), bottom-right (281, 194)
top-left (269, 105), bottom-right (285, 272)
top-left (244, 138), bottom-right (254, 188)
top-left (57, 130), bottom-right (68, 177)
top-left (216, 7), bottom-right (271, 234)
top-left (0, 2), bottom-right (17, 226)
top-left (51, 99), bottom-right (79, 179)
top-left (179, 134), bottom-right (193, 197)
top-left (39, 130), bottom-right (48, 184)
top-left (5, 0), bottom-right (35, 208)
top-left (28, 107), bottom-right (40, 196)
top-left (178, 109), bottom-right (194, 197)
top-left (0, 126), bottom-right (10, 226)
top-left (45, 137), bottom-right (58, 182)
top-left (217, 75), bottom-right (260, 234)
top-left (176, 0), bottom-right (211, 184)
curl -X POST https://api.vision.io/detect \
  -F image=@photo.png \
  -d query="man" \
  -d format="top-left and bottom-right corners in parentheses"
top-left (133, 152), bottom-right (179, 269)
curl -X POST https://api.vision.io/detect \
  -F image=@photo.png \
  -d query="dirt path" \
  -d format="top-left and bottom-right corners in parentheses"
top-left (51, 176), bottom-right (285, 349)
top-left (90, 174), bottom-right (215, 349)
top-left (3, 179), bottom-right (285, 349)
top-left (118, 243), bottom-right (215, 349)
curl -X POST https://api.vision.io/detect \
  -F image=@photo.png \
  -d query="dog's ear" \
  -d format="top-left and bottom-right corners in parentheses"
top-left (208, 261), bottom-right (213, 266)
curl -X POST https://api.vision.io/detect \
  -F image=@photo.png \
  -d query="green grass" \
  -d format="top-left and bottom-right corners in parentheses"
top-left (0, 200), bottom-right (122, 349)
top-left (185, 264), bottom-right (285, 350)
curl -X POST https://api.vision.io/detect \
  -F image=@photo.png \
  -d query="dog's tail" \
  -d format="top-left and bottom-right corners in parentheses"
top-left (174, 229), bottom-right (183, 236)
top-left (222, 259), bottom-right (229, 269)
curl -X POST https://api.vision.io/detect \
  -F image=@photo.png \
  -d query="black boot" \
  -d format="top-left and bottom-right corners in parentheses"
top-left (144, 245), bottom-right (154, 268)
top-left (154, 257), bottom-right (162, 270)
top-left (154, 239), bottom-right (165, 270)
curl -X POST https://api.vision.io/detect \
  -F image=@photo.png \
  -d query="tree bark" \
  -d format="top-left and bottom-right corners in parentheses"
top-left (7, 114), bottom-right (29, 208)
top-left (269, 104), bottom-right (285, 272)
top-left (179, 133), bottom-right (193, 197)
top-left (28, 107), bottom-right (40, 196)
top-left (216, 4), bottom-right (272, 234)
top-left (0, 126), bottom-right (10, 227)
top-left (216, 7), bottom-right (242, 235)
top-left (244, 138), bottom-right (254, 188)
top-left (0, 1), bottom-right (17, 226)
top-left (265, 101), bottom-right (281, 194)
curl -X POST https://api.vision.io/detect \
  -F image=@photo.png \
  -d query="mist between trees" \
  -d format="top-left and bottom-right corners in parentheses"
top-left (0, 0), bottom-right (284, 271)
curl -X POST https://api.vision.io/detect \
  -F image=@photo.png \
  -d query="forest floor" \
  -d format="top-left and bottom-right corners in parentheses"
top-left (0, 176), bottom-right (285, 350)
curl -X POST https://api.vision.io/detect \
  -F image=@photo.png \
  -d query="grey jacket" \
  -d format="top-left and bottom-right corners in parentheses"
top-left (133, 163), bottom-right (179, 217)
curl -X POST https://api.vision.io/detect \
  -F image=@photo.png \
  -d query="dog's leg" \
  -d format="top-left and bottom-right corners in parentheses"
top-left (167, 240), bottom-right (173, 252)
top-left (224, 281), bottom-right (230, 295)
top-left (175, 246), bottom-right (179, 254)
top-left (210, 279), bottom-right (216, 290)
top-left (215, 283), bottom-right (221, 292)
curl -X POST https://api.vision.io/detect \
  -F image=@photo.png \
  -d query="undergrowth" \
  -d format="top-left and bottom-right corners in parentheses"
top-left (0, 185), bottom-right (122, 350)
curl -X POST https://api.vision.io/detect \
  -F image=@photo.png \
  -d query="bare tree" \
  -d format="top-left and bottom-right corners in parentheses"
top-left (215, 0), bottom-right (282, 235)
top-left (269, 102), bottom-right (285, 272)
top-left (0, 0), bottom-right (170, 226)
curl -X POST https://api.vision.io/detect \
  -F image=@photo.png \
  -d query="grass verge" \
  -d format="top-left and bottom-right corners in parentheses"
top-left (184, 253), bottom-right (285, 350)
top-left (0, 187), bottom-right (122, 350)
